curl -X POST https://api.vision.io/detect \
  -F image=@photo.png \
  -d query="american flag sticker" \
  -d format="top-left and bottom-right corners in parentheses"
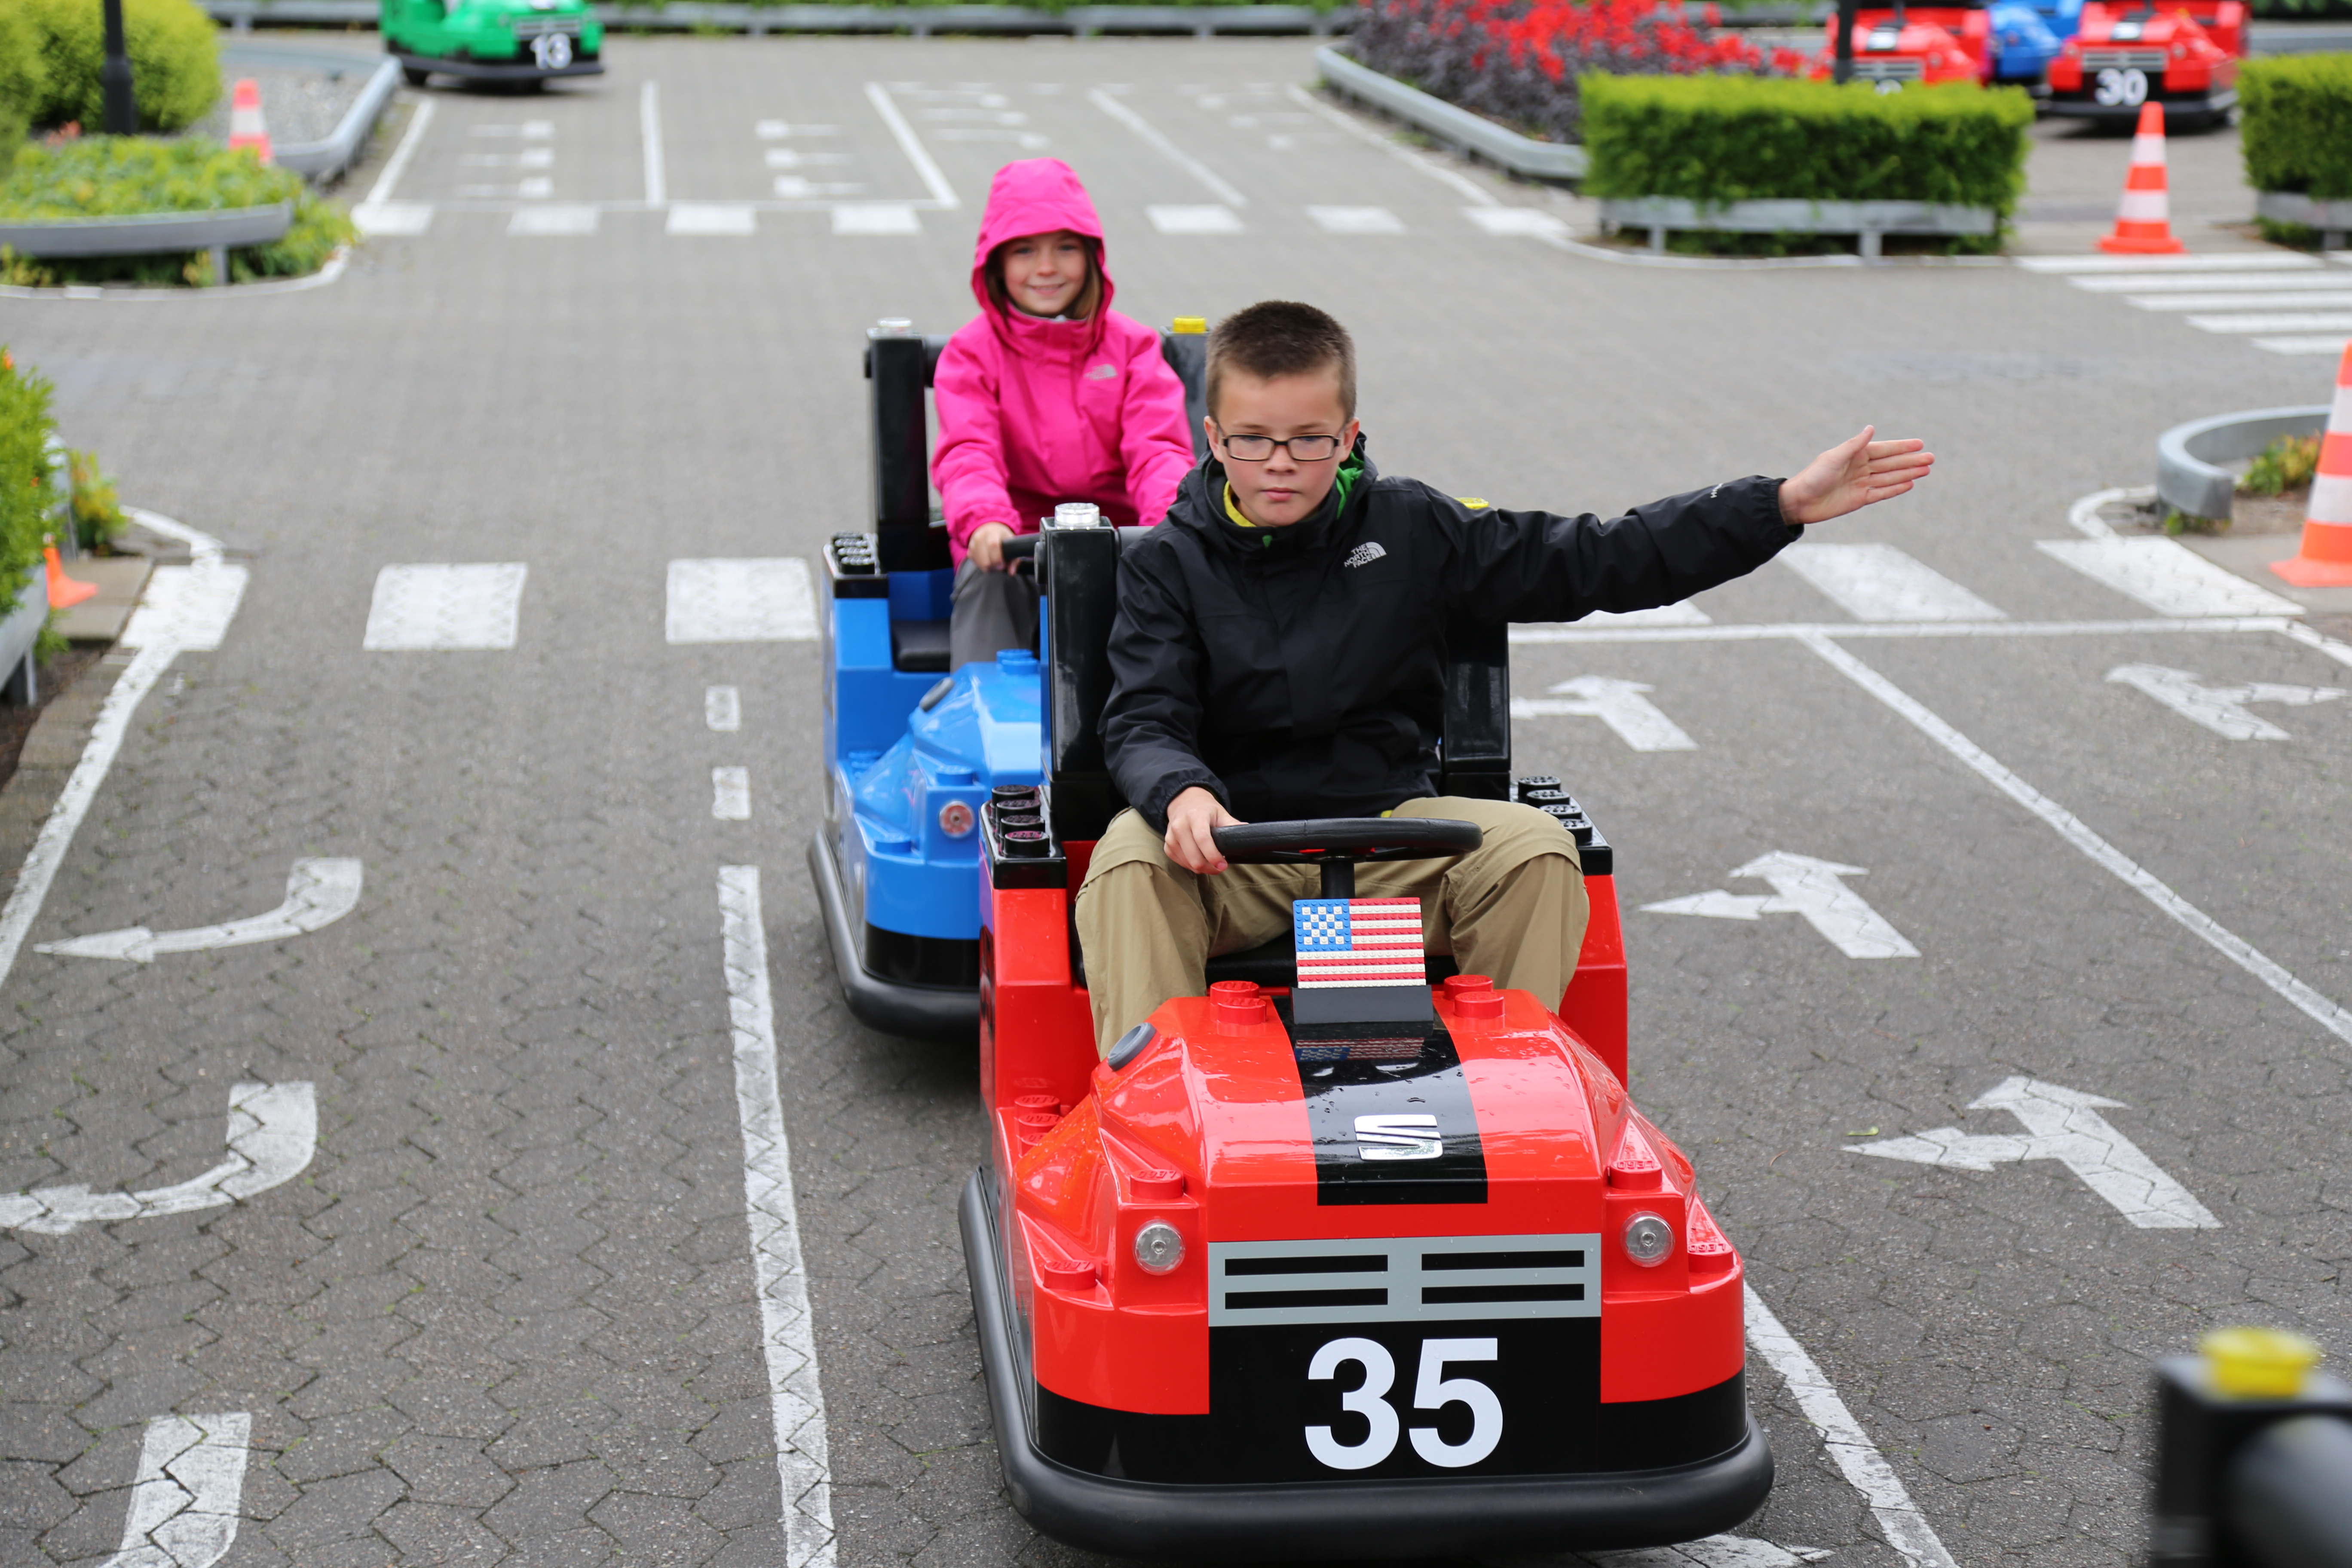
top-left (1293, 897), bottom-right (1426, 989)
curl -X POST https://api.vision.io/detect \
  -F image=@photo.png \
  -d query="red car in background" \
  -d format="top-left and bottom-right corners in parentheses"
top-left (2046, 0), bottom-right (2243, 126)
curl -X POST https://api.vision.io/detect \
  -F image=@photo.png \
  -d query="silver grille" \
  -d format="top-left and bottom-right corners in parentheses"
top-left (1852, 57), bottom-right (1926, 80)
top-left (1209, 1234), bottom-right (1600, 1327)
top-left (2083, 49), bottom-right (2168, 68)
top-left (510, 17), bottom-right (584, 38)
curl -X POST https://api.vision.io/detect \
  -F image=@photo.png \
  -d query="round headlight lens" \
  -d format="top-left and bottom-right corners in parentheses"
top-left (1623, 1213), bottom-right (1675, 1267)
top-left (1133, 1221), bottom-right (1185, 1275)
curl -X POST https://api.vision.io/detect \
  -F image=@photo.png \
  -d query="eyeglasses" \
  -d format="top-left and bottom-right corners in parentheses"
top-left (1216, 430), bottom-right (1346, 463)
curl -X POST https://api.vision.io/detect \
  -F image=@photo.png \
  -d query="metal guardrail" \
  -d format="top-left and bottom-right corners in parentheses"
top-left (206, 1), bottom-right (1350, 34)
top-left (1599, 195), bottom-right (1997, 258)
top-left (220, 42), bottom-right (401, 181)
top-left (1314, 46), bottom-right (1586, 181)
top-left (0, 203), bottom-right (294, 284)
top-left (2255, 191), bottom-right (2352, 249)
top-left (2156, 405), bottom-right (2329, 523)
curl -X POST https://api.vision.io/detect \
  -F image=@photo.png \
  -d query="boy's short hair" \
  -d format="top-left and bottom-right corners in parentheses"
top-left (1207, 301), bottom-right (1356, 423)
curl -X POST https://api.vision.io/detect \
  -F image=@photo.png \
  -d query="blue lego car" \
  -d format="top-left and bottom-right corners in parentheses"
top-left (1990, 0), bottom-right (2077, 86)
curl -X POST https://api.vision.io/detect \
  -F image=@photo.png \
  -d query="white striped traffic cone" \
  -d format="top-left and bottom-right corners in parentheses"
top-left (2097, 102), bottom-right (2184, 256)
top-left (2271, 343), bottom-right (2352, 588)
top-left (227, 78), bottom-right (273, 165)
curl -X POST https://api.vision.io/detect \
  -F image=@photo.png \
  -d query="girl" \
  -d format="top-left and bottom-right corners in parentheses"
top-left (934, 159), bottom-right (1196, 670)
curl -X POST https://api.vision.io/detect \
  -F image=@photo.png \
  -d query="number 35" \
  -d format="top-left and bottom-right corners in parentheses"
top-left (1304, 1337), bottom-right (1503, 1470)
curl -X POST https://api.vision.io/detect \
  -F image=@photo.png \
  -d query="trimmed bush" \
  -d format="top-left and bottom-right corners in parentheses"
top-left (1582, 74), bottom-right (2033, 216)
top-left (2241, 54), bottom-right (2352, 200)
top-left (0, 351), bottom-right (59, 621)
top-left (27, 0), bottom-right (219, 135)
top-left (0, 5), bottom-right (47, 149)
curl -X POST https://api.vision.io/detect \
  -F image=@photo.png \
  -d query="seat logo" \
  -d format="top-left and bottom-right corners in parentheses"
top-left (1344, 542), bottom-right (1387, 569)
top-left (1354, 1114), bottom-right (1442, 1161)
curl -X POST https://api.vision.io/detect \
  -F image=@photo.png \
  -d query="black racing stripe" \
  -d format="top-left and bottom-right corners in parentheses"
top-left (1287, 1018), bottom-right (1488, 1207)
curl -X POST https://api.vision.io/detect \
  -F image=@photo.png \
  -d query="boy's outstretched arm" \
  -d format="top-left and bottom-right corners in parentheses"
top-left (1778, 426), bottom-right (1935, 526)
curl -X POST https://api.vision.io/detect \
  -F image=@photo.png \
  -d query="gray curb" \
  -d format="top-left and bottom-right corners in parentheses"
top-left (1315, 45), bottom-right (1585, 181)
top-left (2255, 190), bottom-right (2352, 247)
top-left (208, 1), bottom-right (1349, 34)
top-left (222, 41), bottom-right (402, 182)
top-left (1600, 196), bottom-right (1998, 259)
top-left (2157, 405), bottom-right (2329, 522)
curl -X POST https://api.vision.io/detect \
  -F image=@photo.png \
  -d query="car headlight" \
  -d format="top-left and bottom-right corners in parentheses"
top-left (1133, 1221), bottom-right (1185, 1275)
top-left (1623, 1213), bottom-right (1675, 1266)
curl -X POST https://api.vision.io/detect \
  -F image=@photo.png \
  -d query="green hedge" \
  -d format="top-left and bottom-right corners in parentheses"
top-left (0, 352), bottom-right (60, 622)
top-left (1581, 74), bottom-right (2034, 217)
top-left (0, 5), bottom-right (46, 148)
top-left (24, 0), bottom-right (219, 135)
top-left (2242, 54), bottom-right (2352, 200)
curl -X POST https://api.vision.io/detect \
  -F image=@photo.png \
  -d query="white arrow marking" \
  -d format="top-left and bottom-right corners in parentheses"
top-left (99, 1413), bottom-right (251, 1568)
top-left (37, 859), bottom-right (361, 963)
top-left (1510, 677), bottom-right (1696, 751)
top-left (0, 1083), bottom-right (317, 1233)
top-left (2106, 663), bottom-right (2343, 741)
top-left (1851, 1076), bottom-right (2218, 1229)
top-left (1644, 852), bottom-right (1918, 959)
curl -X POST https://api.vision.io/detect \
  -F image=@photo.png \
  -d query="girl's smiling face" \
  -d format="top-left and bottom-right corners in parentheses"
top-left (997, 230), bottom-right (1093, 318)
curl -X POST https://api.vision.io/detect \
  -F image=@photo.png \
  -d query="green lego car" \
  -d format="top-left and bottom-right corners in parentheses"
top-left (381, 0), bottom-right (604, 87)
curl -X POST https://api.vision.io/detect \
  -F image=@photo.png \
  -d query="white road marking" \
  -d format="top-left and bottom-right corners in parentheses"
top-left (930, 128), bottom-right (1050, 150)
top-left (776, 177), bottom-right (867, 198)
top-left (1147, 204), bottom-right (1243, 235)
top-left (37, 858), bottom-right (362, 962)
top-left (469, 120), bottom-right (552, 138)
top-left (1779, 542), bottom-right (2005, 622)
top-left (1645, 852), bottom-right (1918, 959)
top-left (2072, 270), bottom-right (2352, 293)
top-left (2132, 292), bottom-right (2352, 313)
top-left (2065, 484), bottom-right (2146, 540)
top-left (766, 148), bottom-right (853, 168)
top-left (1583, 601), bottom-right (1711, 627)
top-left (833, 203), bottom-right (920, 235)
top-left (2255, 334), bottom-right (2352, 355)
top-left (1798, 631), bottom-right (2352, 1049)
top-left (461, 147), bottom-right (554, 168)
top-left (713, 767), bottom-right (752, 821)
top-left (1510, 616), bottom-right (2293, 646)
top-left (1281, 84), bottom-right (1496, 205)
top-left (0, 511), bottom-right (244, 995)
top-left (670, 203), bottom-right (757, 235)
top-left (508, 205), bottom-right (597, 235)
top-left (517, 175), bottom-right (553, 199)
top-left (364, 563), bottom-right (528, 650)
top-left (707, 686), bottom-right (742, 732)
top-left (0, 1083), bottom-right (317, 1233)
top-left (1308, 205), bottom-right (1405, 235)
top-left (97, 1413), bottom-right (252, 1568)
top-left (2037, 537), bottom-right (2303, 616)
top-left (717, 867), bottom-right (836, 1568)
top-left (667, 559), bottom-right (818, 643)
top-left (642, 80), bottom-right (666, 207)
top-left (864, 83), bottom-right (959, 208)
top-left (1467, 207), bottom-right (1568, 238)
top-left (1088, 88), bottom-right (1247, 205)
top-left (2106, 663), bottom-right (2343, 739)
top-left (757, 121), bottom-right (842, 138)
top-left (1852, 1077), bottom-right (2220, 1229)
top-left (2017, 252), bottom-right (2322, 273)
top-left (1512, 676), bottom-right (1696, 750)
top-left (1743, 1286), bottom-right (1960, 1568)
top-left (2186, 312), bottom-right (2352, 334)
top-left (1591, 1538), bottom-right (1831, 1566)
top-left (360, 97), bottom-right (433, 207)
top-left (2282, 619), bottom-right (2352, 670)
top-left (352, 202), bottom-right (431, 235)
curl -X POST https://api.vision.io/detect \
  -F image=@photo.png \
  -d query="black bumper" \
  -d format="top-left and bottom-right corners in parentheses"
top-left (807, 833), bottom-right (978, 1038)
top-left (959, 1170), bottom-right (1775, 1561)
top-left (393, 49), bottom-right (605, 81)
top-left (2044, 88), bottom-right (2236, 120)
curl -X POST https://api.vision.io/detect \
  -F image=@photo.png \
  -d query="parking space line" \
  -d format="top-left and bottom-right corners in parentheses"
top-left (1088, 88), bottom-right (1247, 206)
top-left (1797, 629), bottom-right (2352, 1049)
top-left (354, 97), bottom-right (436, 233)
top-left (1282, 84), bottom-right (1496, 206)
top-left (1510, 616), bottom-right (2294, 644)
top-left (864, 83), bottom-right (959, 209)
top-left (643, 80), bottom-right (667, 207)
top-left (717, 866), bottom-right (836, 1568)
top-left (97, 1413), bottom-right (252, 1568)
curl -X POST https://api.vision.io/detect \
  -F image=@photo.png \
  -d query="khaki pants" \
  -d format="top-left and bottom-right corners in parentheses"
top-left (1074, 796), bottom-right (1588, 1056)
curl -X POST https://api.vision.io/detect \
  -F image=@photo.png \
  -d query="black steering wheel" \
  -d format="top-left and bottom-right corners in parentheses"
top-left (1213, 818), bottom-right (1482, 897)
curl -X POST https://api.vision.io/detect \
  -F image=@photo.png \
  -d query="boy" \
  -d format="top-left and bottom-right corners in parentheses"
top-left (1075, 301), bottom-right (1933, 1055)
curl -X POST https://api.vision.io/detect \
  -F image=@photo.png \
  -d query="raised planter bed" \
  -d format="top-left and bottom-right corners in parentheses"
top-left (206, 1), bottom-right (1350, 35)
top-left (1315, 45), bottom-right (1586, 181)
top-left (0, 204), bottom-right (294, 287)
top-left (219, 42), bottom-right (402, 183)
top-left (2254, 191), bottom-right (2352, 249)
top-left (2157, 404), bottom-right (2330, 523)
top-left (1599, 195), bottom-right (1998, 258)
top-left (0, 576), bottom-right (51, 708)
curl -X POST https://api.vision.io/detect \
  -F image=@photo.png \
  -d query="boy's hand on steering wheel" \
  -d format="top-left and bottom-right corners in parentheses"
top-left (968, 522), bottom-right (1017, 572)
top-left (1778, 426), bottom-right (1936, 527)
top-left (1165, 787), bottom-right (1243, 875)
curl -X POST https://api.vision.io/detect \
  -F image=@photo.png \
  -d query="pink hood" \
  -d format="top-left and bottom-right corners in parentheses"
top-left (931, 159), bottom-right (1195, 563)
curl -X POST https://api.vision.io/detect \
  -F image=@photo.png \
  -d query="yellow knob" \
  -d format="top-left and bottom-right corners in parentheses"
top-left (2202, 1327), bottom-right (2321, 1399)
top-left (1171, 316), bottom-right (1207, 334)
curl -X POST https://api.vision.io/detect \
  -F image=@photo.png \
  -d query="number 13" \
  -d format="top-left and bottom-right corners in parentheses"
top-left (1304, 1337), bottom-right (1503, 1470)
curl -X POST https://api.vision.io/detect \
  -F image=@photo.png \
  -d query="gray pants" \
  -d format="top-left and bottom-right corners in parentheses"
top-left (950, 558), bottom-right (1041, 671)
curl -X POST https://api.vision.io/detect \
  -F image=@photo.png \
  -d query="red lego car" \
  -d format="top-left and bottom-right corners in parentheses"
top-left (2046, 0), bottom-right (2242, 126)
top-left (957, 520), bottom-right (1769, 1557)
top-left (1816, 1), bottom-right (1995, 87)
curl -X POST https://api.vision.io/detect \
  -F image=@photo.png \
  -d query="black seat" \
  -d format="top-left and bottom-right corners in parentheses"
top-left (890, 619), bottom-right (951, 674)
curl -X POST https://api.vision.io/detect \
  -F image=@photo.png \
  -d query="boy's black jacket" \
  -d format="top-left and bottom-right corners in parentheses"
top-left (1101, 439), bottom-right (1798, 830)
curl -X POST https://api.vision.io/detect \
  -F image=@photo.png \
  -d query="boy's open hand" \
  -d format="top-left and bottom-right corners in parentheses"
top-left (1165, 786), bottom-right (1243, 875)
top-left (1778, 427), bottom-right (1935, 527)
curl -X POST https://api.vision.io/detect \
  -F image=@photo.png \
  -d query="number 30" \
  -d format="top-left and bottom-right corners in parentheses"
top-left (1304, 1337), bottom-right (1503, 1470)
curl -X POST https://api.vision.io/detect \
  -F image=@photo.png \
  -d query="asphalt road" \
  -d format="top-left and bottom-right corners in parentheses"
top-left (3, 35), bottom-right (2350, 1568)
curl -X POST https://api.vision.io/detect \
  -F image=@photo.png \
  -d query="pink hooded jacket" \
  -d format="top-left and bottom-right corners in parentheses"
top-left (933, 160), bottom-right (1196, 564)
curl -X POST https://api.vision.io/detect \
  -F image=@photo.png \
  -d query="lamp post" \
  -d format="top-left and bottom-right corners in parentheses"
top-left (100, 0), bottom-right (136, 134)
top-left (1833, 0), bottom-right (1857, 82)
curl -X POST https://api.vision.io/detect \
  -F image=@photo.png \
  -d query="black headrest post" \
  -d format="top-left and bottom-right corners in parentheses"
top-left (867, 322), bottom-right (949, 573)
top-left (1041, 523), bottom-right (1124, 839)
top-left (1161, 324), bottom-right (1211, 462)
top-left (1438, 614), bottom-right (1512, 801)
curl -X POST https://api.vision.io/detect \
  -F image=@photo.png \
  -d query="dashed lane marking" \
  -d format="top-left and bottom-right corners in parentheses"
top-left (1089, 87), bottom-right (1248, 207)
top-left (2036, 536), bottom-right (2304, 617)
top-left (0, 1083), bottom-right (317, 1233)
top-left (96, 1413), bottom-right (252, 1568)
top-left (2016, 252), bottom-right (2325, 273)
top-left (1645, 852), bottom-right (1918, 959)
top-left (1307, 205), bottom-right (1405, 235)
top-left (1147, 203), bottom-right (1243, 235)
top-left (1779, 541), bottom-right (2006, 622)
top-left (507, 204), bottom-right (597, 236)
top-left (713, 766), bottom-right (752, 820)
top-left (1852, 1077), bottom-right (2221, 1229)
top-left (667, 559), bottom-right (818, 643)
top-left (642, 80), bottom-right (667, 207)
top-left (833, 203), bottom-right (920, 235)
top-left (670, 203), bottom-right (758, 235)
top-left (364, 563), bottom-right (528, 649)
top-left (1467, 207), bottom-right (1567, 239)
top-left (707, 685), bottom-right (742, 732)
top-left (37, 858), bottom-right (362, 962)
top-left (864, 83), bottom-right (959, 209)
top-left (1511, 676), bottom-right (1696, 750)
top-left (2106, 662), bottom-right (2344, 739)
top-left (1280, 84), bottom-right (1497, 207)
top-left (717, 867), bottom-right (836, 1568)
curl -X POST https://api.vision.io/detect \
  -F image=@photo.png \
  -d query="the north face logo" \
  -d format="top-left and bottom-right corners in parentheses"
top-left (1344, 542), bottom-right (1387, 568)
top-left (1084, 362), bottom-right (1117, 381)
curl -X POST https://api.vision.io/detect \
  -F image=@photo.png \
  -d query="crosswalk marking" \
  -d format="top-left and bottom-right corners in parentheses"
top-left (833, 203), bottom-right (920, 235)
top-left (508, 205), bottom-right (597, 236)
top-left (2073, 270), bottom-right (2352, 293)
top-left (2128, 290), bottom-right (2352, 312)
top-left (364, 564), bottom-right (529, 651)
top-left (666, 559), bottom-right (819, 643)
top-left (669, 203), bottom-right (757, 235)
top-left (2184, 312), bottom-right (2352, 334)
top-left (2026, 251), bottom-right (2344, 356)
top-left (1148, 204), bottom-right (1243, 234)
top-left (2017, 252), bottom-right (2323, 273)
top-left (1308, 205), bottom-right (1405, 235)
top-left (2035, 537), bottom-right (2302, 617)
top-left (1467, 207), bottom-right (1566, 238)
top-left (1780, 542), bottom-right (2005, 622)
top-left (2257, 334), bottom-right (2352, 355)
top-left (352, 202), bottom-right (431, 235)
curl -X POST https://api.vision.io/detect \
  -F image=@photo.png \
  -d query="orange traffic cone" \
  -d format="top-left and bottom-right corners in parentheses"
top-left (43, 536), bottom-right (96, 610)
top-left (227, 78), bottom-right (272, 165)
top-left (2098, 102), bottom-right (2185, 256)
top-left (2271, 344), bottom-right (2352, 588)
